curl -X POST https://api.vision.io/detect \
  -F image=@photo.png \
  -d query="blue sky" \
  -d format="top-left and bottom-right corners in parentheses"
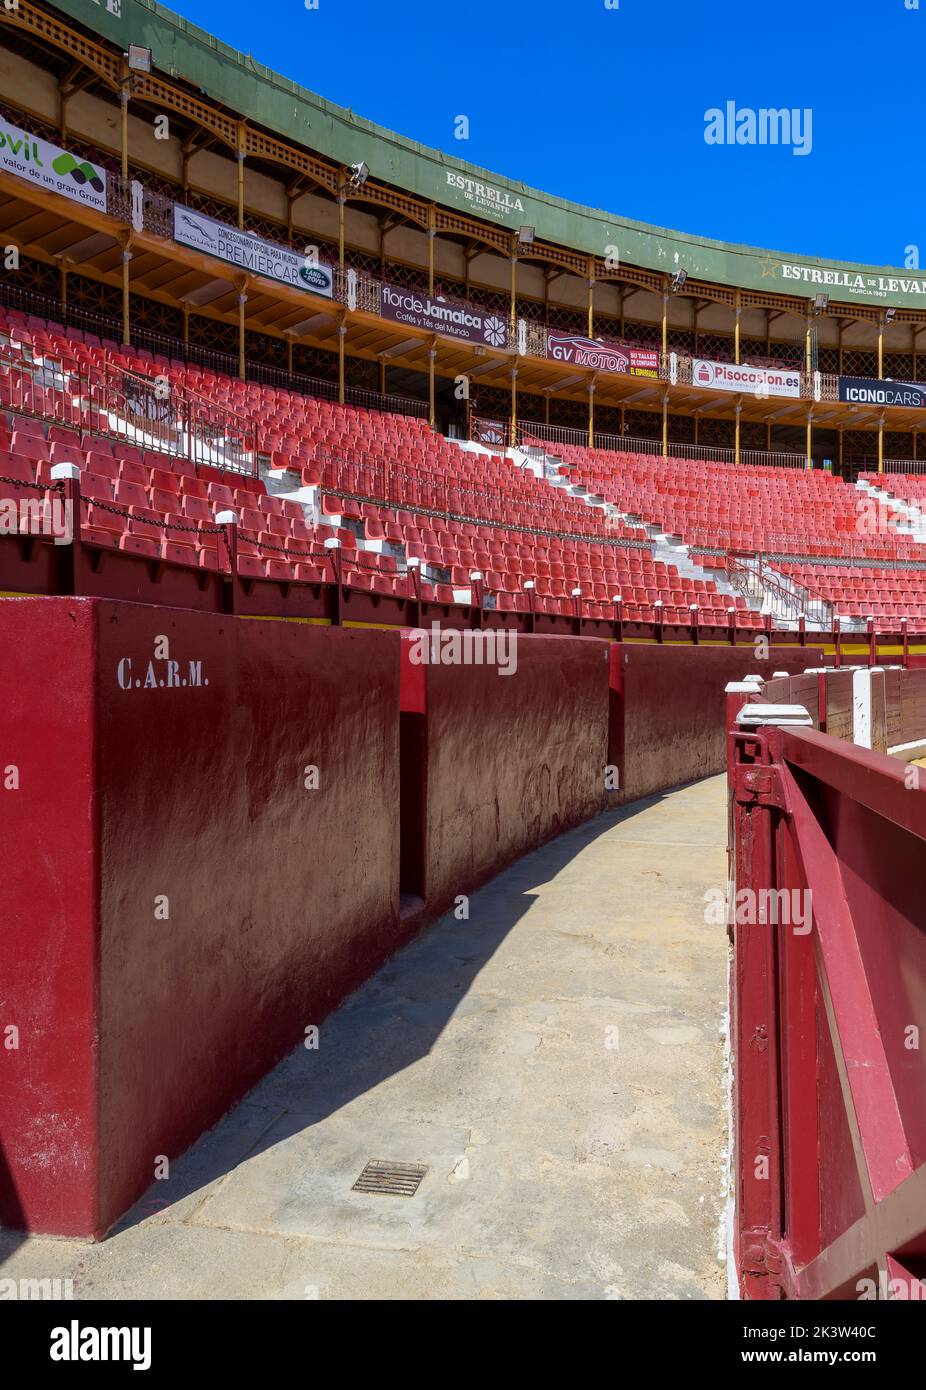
top-left (174, 0), bottom-right (924, 269)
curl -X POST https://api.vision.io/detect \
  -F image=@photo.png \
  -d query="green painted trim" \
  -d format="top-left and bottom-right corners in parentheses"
top-left (47, 0), bottom-right (926, 309)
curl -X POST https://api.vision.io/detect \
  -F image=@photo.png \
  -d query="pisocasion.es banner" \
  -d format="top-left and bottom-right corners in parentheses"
top-left (380, 285), bottom-right (510, 349)
top-left (0, 117), bottom-right (107, 213)
top-left (546, 334), bottom-right (659, 377)
top-left (838, 377), bottom-right (926, 409)
top-left (173, 206), bottom-right (334, 296)
top-left (692, 358), bottom-right (801, 398)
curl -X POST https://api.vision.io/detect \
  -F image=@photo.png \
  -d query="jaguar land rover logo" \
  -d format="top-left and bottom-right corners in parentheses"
top-left (299, 264), bottom-right (330, 290)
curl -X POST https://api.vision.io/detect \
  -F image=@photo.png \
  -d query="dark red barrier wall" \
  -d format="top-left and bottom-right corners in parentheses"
top-left (610, 642), bottom-right (827, 803)
top-left (0, 598), bottom-right (401, 1236)
top-left (409, 633), bottom-right (610, 913)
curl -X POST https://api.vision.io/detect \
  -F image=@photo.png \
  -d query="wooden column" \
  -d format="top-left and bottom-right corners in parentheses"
top-left (734, 289), bottom-right (741, 364)
top-left (588, 380), bottom-right (595, 448)
top-left (428, 207), bottom-right (436, 296)
top-left (338, 319), bottom-right (346, 405)
top-left (236, 124), bottom-right (246, 230)
top-left (237, 287), bottom-right (247, 381)
top-left (119, 61), bottom-right (129, 181)
top-left (587, 257), bottom-right (595, 337)
top-left (121, 243), bottom-right (132, 345)
top-left (428, 342), bottom-right (436, 428)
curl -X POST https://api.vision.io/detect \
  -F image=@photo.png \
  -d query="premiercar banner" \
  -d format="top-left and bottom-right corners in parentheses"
top-left (380, 285), bottom-right (510, 348)
top-left (692, 358), bottom-right (801, 398)
top-left (838, 377), bottom-right (926, 409)
top-left (0, 117), bottom-right (107, 213)
top-left (173, 206), bottom-right (334, 296)
top-left (546, 334), bottom-right (659, 376)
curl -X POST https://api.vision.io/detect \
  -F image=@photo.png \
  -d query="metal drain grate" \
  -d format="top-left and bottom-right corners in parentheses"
top-left (352, 1160), bottom-right (428, 1197)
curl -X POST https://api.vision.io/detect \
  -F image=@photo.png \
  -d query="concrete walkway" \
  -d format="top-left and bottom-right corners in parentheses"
top-left (1, 776), bottom-right (729, 1300)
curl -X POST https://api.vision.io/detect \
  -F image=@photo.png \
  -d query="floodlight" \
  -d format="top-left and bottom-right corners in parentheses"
top-left (126, 45), bottom-right (152, 73)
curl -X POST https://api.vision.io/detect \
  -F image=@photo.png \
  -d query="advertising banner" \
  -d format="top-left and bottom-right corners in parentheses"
top-left (173, 206), bottom-right (333, 296)
top-left (838, 377), bottom-right (926, 409)
top-left (0, 117), bottom-right (107, 213)
top-left (381, 285), bottom-right (510, 349)
top-left (692, 358), bottom-right (801, 398)
top-left (546, 334), bottom-right (658, 377)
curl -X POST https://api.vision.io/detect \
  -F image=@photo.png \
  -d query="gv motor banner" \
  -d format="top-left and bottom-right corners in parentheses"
top-left (838, 377), bottom-right (926, 409)
top-left (173, 207), bottom-right (334, 296)
top-left (0, 117), bottom-right (107, 213)
top-left (546, 334), bottom-right (659, 376)
top-left (380, 286), bottom-right (510, 348)
top-left (693, 358), bottom-right (801, 398)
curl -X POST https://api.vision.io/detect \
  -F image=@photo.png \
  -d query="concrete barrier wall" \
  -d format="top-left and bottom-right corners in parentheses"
top-left (1, 607), bottom-right (614, 1237)
top-left (610, 642), bottom-right (827, 803)
top-left (409, 633), bottom-right (610, 913)
top-left (1, 598), bottom-right (402, 1236)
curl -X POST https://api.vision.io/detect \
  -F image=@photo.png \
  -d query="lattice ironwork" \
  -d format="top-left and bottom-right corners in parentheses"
top-left (844, 350), bottom-right (878, 378)
top-left (624, 408), bottom-right (662, 441)
top-left (667, 414), bottom-right (695, 444)
top-left (698, 416), bottom-right (736, 448)
top-left (741, 421), bottom-right (769, 451)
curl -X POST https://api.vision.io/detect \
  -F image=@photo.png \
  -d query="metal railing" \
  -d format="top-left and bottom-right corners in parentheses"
top-left (511, 419), bottom-right (807, 470)
top-left (0, 345), bottom-right (258, 475)
top-left (728, 708), bottom-right (926, 1300)
top-left (726, 552), bottom-right (832, 628)
top-left (0, 281), bottom-right (428, 422)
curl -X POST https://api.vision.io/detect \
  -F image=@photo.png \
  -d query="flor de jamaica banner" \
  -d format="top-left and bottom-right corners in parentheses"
top-left (546, 333), bottom-right (659, 376)
top-left (173, 206), bottom-right (334, 296)
top-left (838, 377), bottom-right (926, 409)
top-left (380, 285), bottom-right (510, 349)
top-left (0, 117), bottom-right (107, 213)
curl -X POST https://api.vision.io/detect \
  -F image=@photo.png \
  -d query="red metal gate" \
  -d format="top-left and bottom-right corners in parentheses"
top-left (729, 720), bottom-right (926, 1299)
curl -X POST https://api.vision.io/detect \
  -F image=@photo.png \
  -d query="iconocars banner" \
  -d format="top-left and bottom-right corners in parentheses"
top-left (838, 377), bottom-right (926, 408)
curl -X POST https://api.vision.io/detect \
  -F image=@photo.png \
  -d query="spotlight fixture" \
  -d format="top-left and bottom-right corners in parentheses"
top-left (670, 269), bottom-right (687, 293)
top-left (347, 161), bottom-right (369, 189)
top-left (517, 226), bottom-right (535, 245)
top-left (885, 308), bottom-right (897, 324)
top-left (126, 45), bottom-right (152, 73)
top-left (813, 293), bottom-right (829, 313)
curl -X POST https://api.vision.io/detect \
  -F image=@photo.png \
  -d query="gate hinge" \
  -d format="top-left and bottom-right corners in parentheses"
top-left (734, 763), bottom-right (790, 813)
top-left (741, 1231), bottom-right (787, 1288)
